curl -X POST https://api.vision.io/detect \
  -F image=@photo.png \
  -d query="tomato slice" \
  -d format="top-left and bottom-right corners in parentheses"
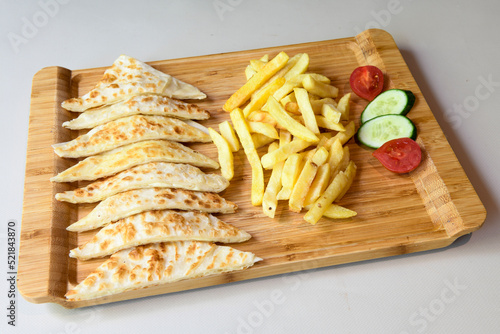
top-left (372, 138), bottom-right (422, 173)
top-left (349, 65), bottom-right (384, 101)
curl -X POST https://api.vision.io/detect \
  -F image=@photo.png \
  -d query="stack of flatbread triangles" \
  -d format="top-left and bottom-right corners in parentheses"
top-left (52, 55), bottom-right (260, 301)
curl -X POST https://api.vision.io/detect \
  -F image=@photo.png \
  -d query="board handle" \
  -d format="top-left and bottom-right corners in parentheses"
top-left (19, 66), bottom-right (75, 304)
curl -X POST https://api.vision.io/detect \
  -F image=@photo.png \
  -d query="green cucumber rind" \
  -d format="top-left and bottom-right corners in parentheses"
top-left (360, 89), bottom-right (416, 123)
top-left (355, 114), bottom-right (417, 149)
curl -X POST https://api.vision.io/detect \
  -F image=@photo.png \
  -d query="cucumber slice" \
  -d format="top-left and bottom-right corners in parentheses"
top-left (355, 114), bottom-right (417, 149)
top-left (360, 89), bottom-right (415, 123)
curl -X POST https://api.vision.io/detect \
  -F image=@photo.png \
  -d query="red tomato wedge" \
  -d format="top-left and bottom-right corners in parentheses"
top-left (349, 65), bottom-right (384, 101)
top-left (372, 138), bottom-right (422, 173)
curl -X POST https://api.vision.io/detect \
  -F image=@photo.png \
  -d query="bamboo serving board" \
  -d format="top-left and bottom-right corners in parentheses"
top-left (19, 29), bottom-right (486, 309)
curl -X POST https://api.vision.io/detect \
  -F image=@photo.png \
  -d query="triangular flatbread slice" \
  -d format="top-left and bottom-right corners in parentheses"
top-left (55, 162), bottom-right (229, 203)
top-left (66, 188), bottom-right (238, 232)
top-left (51, 140), bottom-right (219, 182)
top-left (53, 115), bottom-right (211, 158)
top-left (65, 241), bottom-right (261, 301)
top-left (62, 55), bottom-right (206, 112)
top-left (63, 95), bottom-right (210, 130)
top-left (70, 210), bottom-right (251, 260)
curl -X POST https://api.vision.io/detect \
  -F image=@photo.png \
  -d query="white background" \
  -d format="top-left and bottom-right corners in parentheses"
top-left (1, 0), bottom-right (499, 333)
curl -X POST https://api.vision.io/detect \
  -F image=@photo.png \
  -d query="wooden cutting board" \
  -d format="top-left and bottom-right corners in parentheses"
top-left (18, 29), bottom-right (486, 309)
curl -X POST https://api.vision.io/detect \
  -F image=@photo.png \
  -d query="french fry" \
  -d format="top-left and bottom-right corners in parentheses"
top-left (295, 73), bottom-right (331, 84)
top-left (328, 138), bottom-right (344, 173)
top-left (303, 203), bottom-right (357, 219)
top-left (276, 153), bottom-right (303, 200)
top-left (250, 59), bottom-right (267, 72)
top-left (335, 161), bottom-right (357, 202)
top-left (280, 92), bottom-right (296, 106)
top-left (284, 102), bottom-right (301, 115)
top-left (252, 133), bottom-right (276, 149)
top-left (311, 146), bottom-right (329, 166)
top-left (224, 51), bottom-right (289, 112)
top-left (247, 111), bottom-right (278, 127)
top-left (245, 66), bottom-right (256, 81)
top-left (244, 77), bottom-right (286, 116)
top-left (219, 120), bottom-right (240, 152)
top-left (310, 98), bottom-right (337, 113)
top-left (289, 159), bottom-right (318, 212)
top-left (266, 96), bottom-right (319, 143)
top-left (315, 115), bottom-right (345, 132)
top-left (302, 75), bottom-right (339, 98)
top-left (258, 53), bottom-right (306, 93)
top-left (337, 93), bottom-right (351, 121)
top-left (304, 171), bottom-right (349, 225)
top-left (321, 103), bottom-right (342, 123)
top-left (248, 121), bottom-right (279, 139)
top-left (262, 142), bottom-right (284, 218)
top-left (322, 204), bottom-right (357, 219)
top-left (261, 138), bottom-right (312, 169)
top-left (230, 108), bottom-right (264, 206)
top-left (208, 128), bottom-right (234, 181)
top-left (331, 146), bottom-right (350, 179)
top-left (294, 88), bottom-right (320, 134)
top-left (331, 121), bottom-right (355, 145)
top-left (303, 163), bottom-right (331, 206)
top-left (279, 130), bottom-right (292, 146)
top-left (283, 53), bottom-right (310, 80)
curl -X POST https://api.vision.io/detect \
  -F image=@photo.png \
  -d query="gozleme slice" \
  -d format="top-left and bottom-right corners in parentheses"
top-left (51, 140), bottom-right (219, 182)
top-left (63, 95), bottom-right (210, 130)
top-left (65, 241), bottom-right (261, 301)
top-left (62, 55), bottom-right (206, 112)
top-left (66, 188), bottom-right (237, 232)
top-left (55, 162), bottom-right (229, 203)
top-left (53, 115), bottom-right (211, 158)
top-left (70, 211), bottom-right (251, 260)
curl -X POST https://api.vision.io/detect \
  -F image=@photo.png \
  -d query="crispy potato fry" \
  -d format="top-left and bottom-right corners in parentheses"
top-left (219, 121), bottom-right (240, 152)
top-left (250, 59), bottom-right (267, 72)
top-left (304, 171), bottom-right (349, 225)
top-left (310, 98), bottom-right (337, 114)
top-left (289, 159), bottom-right (318, 212)
top-left (315, 115), bottom-right (345, 132)
top-left (284, 102), bottom-right (301, 115)
top-left (252, 133), bottom-right (276, 149)
top-left (328, 138), bottom-right (343, 172)
top-left (323, 204), bottom-right (357, 218)
top-left (208, 128), bottom-right (234, 181)
top-left (311, 146), bottom-right (329, 166)
top-left (224, 51), bottom-right (289, 112)
top-left (276, 153), bottom-right (303, 200)
top-left (262, 142), bottom-right (284, 218)
top-left (261, 137), bottom-right (311, 169)
top-left (294, 88), bottom-right (320, 134)
top-left (337, 93), bottom-right (351, 121)
top-left (283, 53), bottom-right (310, 80)
top-left (303, 163), bottom-right (331, 206)
top-left (331, 121), bottom-right (355, 145)
top-left (230, 108), bottom-right (264, 206)
top-left (295, 73), bottom-right (331, 84)
top-left (280, 92), bottom-right (296, 106)
top-left (244, 77), bottom-right (286, 116)
top-left (279, 130), bottom-right (292, 146)
top-left (302, 75), bottom-right (339, 98)
top-left (248, 121), bottom-right (279, 139)
top-left (331, 146), bottom-right (350, 179)
top-left (321, 103), bottom-right (342, 123)
top-left (266, 96), bottom-right (319, 143)
top-left (245, 66), bottom-right (256, 81)
top-left (335, 160), bottom-right (357, 202)
top-left (247, 111), bottom-right (278, 127)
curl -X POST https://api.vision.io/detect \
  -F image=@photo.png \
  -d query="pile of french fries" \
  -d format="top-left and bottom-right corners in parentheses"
top-left (208, 51), bottom-right (357, 225)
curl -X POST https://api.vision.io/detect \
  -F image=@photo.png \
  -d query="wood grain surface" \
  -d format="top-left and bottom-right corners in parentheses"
top-left (18, 29), bottom-right (486, 308)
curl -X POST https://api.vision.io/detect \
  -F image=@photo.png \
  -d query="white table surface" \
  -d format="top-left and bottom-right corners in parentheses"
top-left (1, 1), bottom-right (499, 333)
